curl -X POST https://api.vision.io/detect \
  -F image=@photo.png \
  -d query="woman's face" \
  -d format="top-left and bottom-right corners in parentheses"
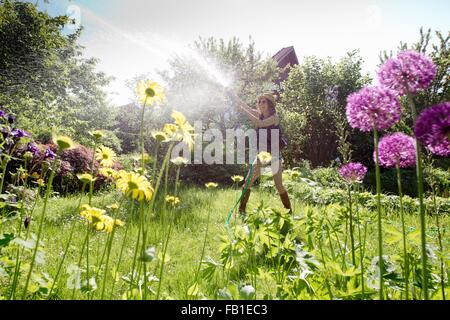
top-left (258, 98), bottom-right (270, 117)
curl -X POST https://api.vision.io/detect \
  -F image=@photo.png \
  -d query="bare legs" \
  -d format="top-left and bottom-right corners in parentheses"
top-left (239, 158), bottom-right (292, 213)
top-left (239, 158), bottom-right (261, 213)
top-left (272, 159), bottom-right (292, 211)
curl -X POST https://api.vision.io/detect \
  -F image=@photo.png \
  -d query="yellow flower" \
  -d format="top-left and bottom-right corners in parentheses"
top-left (168, 111), bottom-right (196, 151)
top-left (77, 173), bottom-right (96, 184)
top-left (107, 203), bottom-right (120, 210)
top-left (95, 146), bottom-right (117, 168)
top-left (89, 130), bottom-right (104, 140)
top-left (205, 182), bottom-right (218, 189)
top-left (257, 152), bottom-right (272, 166)
top-left (291, 171), bottom-right (300, 179)
top-left (135, 80), bottom-right (165, 106)
top-left (132, 152), bottom-right (151, 164)
top-left (53, 134), bottom-right (75, 151)
top-left (171, 111), bottom-right (187, 127)
top-left (80, 204), bottom-right (105, 221)
top-left (79, 204), bottom-right (123, 233)
top-left (151, 130), bottom-right (168, 143)
top-left (99, 167), bottom-right (118, 179)
top-left (165, 195), bottom-right (181, 207)
top-left (170, 157), bottom-right (189, 166)
top-left (31, 172), bottom-right (40, 179)
top-left (36, 179), bottom-right (45, 187)
top-left (163, 123), bottom-right (178, 138)
top-left (231, 175), bottom-right (244, 183)
top-left (116, 170), bottom-right (154, 202)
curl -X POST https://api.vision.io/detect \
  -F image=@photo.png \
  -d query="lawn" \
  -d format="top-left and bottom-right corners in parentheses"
top-left (4, 183), bottom-right (446, 300)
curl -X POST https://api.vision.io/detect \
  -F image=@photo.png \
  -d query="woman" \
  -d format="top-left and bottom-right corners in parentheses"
top-left (227, 89), bottom-right (292, 214)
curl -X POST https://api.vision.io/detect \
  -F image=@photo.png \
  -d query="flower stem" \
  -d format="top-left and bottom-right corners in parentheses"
top-left (100, 200), bottom-right (124, 299)
top-left (155, 211), bottom-right (173, 300)
top-left (347, 185), bottom-right (356, 266)
top-left (407, 93), bottom-right (428, 300)
top-left (21, 170), bottom-right (55, 299)
top-left (373, 128), bottom-right (384, 300)
top-left (174, 166), bottom-right (181, 196)
top-left (48, 183), bottom-right (87, 298)
top-left (396, 163), bottom-right (409, 300)
top-left (109, 200), bottom-right (133, 299)
top-left (430, 174), bottom-right (445, 300)
top-left (354, 184), bottom-right (365, 299)
top-left (194, 203), bottom-right (212, 286)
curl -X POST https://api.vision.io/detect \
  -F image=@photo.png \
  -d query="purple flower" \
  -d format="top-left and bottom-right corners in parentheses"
top-left (414, 102), bottom-right (450, 156)
top-left (346, 86), bottom-right (401, 132)
top-left (27, 143), bottom-right (40, 156)
top-left (44, 148), bottom-right (56, 160)
top-left (0, 110), bottom-right (6, 118)
top-left (375, 133), bottom-right (416, 168)
top-left (378, 50), bottom-right (436, 95)
top-left (10, 129), bottom-right (31, 139)
top-left (339, 162), bottom-right (368, 183)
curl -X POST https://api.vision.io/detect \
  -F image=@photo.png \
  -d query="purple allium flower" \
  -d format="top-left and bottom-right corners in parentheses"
top-left (339, 162), bottom-right (368, 183)
top-left (375, 133), bottom-right (416, 168)
top-left (44, 148), bottom-right (56, 160)
top-left (346, 86), bottom-right (401, 132)
top-left (10, 129), bottom-right (31, 138)
top-left (414, 102), bottom-right (450, 156)
top-left (378, 50), bottom-right (436, 95)
top-left (27, 143), bottom-right (40, 156)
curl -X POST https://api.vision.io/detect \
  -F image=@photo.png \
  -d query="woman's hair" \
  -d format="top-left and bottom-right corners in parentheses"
top-left (258, 93), bottom-right (277, 118)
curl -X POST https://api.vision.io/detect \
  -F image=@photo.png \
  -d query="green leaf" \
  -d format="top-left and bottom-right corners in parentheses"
top-left (0, 233), bottom-right (14, 247)
top-left (187, 282), bottom-right (199, 298)
top-left (384, 225), bottom-right (403, 245)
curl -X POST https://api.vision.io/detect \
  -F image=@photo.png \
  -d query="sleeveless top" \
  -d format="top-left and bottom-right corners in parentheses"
top-left (256, 114), bottom-right (284, 156)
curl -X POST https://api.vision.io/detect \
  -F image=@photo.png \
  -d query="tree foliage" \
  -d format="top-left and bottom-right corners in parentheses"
top-left (0, 0), bottom-right (118, 149)
top-left (279, 51), bottom-right (371, 167)
top-left (158, 36), bottom-right (280, 133)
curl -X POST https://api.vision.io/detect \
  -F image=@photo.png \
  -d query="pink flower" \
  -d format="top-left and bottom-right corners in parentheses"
top-left (346, 86), bottom-right (401, 132)
top-left (414, 102), bottom-right (450, 156)
top-left (339, 162), bottom-right (368, 183)
top-left (378, 50), bottom-right (436, 95)
top-left (375, 133), bottom-right (416, 168)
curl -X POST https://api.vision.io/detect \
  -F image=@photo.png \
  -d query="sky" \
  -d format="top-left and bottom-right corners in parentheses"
top-left (33, 0), bottom-right (450, 106)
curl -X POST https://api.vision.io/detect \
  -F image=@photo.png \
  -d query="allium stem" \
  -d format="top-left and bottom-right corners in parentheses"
top-left (373, 128), bottom-right (384, 300)
top-left (407, 93), bottom-right (428, 300)
top-left (430, 176), bottom-right (445, 300)
top-left (354, 184), bottom-right (365, 299)
top-left (396, 163), bottom-right (409, 300)
top-left (347, 185), bottom-right (356, 266)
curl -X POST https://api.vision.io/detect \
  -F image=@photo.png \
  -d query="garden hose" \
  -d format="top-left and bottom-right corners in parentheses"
top-left (225, 163), bottom-right (253, 226)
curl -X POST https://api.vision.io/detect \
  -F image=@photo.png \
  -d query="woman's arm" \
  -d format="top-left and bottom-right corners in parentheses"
top-left (236, 98), bottom-right (260, 118)
top-left (226, 88), bottom-right (260, 118)
top-left (239, 104), bottom-right (279, 127)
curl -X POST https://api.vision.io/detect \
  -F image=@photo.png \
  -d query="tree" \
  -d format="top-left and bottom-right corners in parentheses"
top-left (0, 0), bottom-right (118, 149)
top-left (158, 36), bottom-right (280, 133)
top-left (279, 51), bottom-right (371, 167)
